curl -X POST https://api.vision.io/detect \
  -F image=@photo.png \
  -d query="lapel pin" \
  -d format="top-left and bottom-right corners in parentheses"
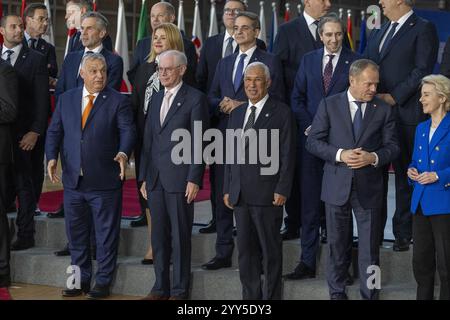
top-left (103, 95), bottom-right (107, 99)
top-left (373, 104), bottom-right (377, 108)
top-left (177, 102), bottom-right (181, 106)
top-left (265, 113), bottom-right (269, 117)
top-left (345, 60), bottom-right (349, 64)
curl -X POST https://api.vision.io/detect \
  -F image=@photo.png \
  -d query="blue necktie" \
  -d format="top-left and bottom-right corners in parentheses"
top-left (380, 22), bottom-right (399, 58)
top-left (353, 101), bottom-right (363, 139)
top-left (4, 50), bottom-right (14, 65)
top-left (233, 53), bottom-right (247, 92)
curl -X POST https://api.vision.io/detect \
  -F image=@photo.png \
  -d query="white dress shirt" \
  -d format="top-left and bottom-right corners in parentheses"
top-left (1, 44), bottom-right (23, 66)
top-left (335, 90), bottom-right (378, 166)
top-left (82, 86), bottom-right (99, 114)
top-left (242, 94), bottom-right (269, 130)
top-left (232, 45), bottom-right (257, 84)
top-left (222, 31), bottom-right (237, 58)
top-left (322, 47), bottom-right (342, 74)
top-left (304, 11), bottom-right (319, 41)
top-left (379, 10), bottom-right (414, 52)
top-left (163, 80), bottom-right (184, 112)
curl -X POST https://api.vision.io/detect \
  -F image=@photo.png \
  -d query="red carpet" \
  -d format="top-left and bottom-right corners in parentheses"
top-left (39, 169), bottom-right (211, 218)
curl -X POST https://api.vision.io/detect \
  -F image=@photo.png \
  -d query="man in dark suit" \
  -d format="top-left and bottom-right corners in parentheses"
top-left (55, 11), bottom-right (123, 99)
top-left (306, 59), bottom-right (399, 300)
top-left (273, 0), bottom-right (331, 241)
top-left (285, 14), bottom-right (360, 280)
top-left (440, 37), bottom-right (450, 78)
top-left (196, 0), bottom-right (266, 234)
top-left (65, 0), bottom-right (113, 53)
top-left (0, 15), bottom-right (49, 251)
top-left (364, 0), bottom-right (439, 251)
top-left (128, 1), bottom-right (197, 86)
top-left (46, 53), bottom-right (135, 299)
top-left (203, 11), bottom-right (284, 271)
top-left (139, 50), bottom-right (209, 300)
top-left (223, 62), bottom-right (295, 300)
top-left (0, 60), bottom-right (18, 301)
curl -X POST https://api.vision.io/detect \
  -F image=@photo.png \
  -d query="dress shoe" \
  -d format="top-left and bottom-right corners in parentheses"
top-left (11, 238), bottom-right (34, 251)
top-left (201, 257), bottom-right (232, 270)
top-left (0, 287), bottom-right (12, 300)
top-left (280, 228), bottom-right (300, 241)
top-left (141, 293), bottom-right (169, 300)
top-left (345, 273), bottom-right (354, 286)
top-left (61, 283), bottom-right (90, 297)
top-left (393, 238), bottom-right (410, 252)
top-left (47, 205), bottom-right (64, 218)
top-left (130, 215), bottom-right (147, 227)
top-left (199, 220), bottom-right (216, 234)
top-left (34, 208), bottom-right (42, 216)
top-left (86, 285), bottom-right (110, 300)
top-left (320, 228), bottom-right (327, 244)
top-left (169, 295), bottom-right (187, 300)
top-left (284, 262), bottom-right (315, 280)
top-left (54, 245), bottom-right (70, 256)
top-left (141, 258), bottom-right (153, 265)
top-left (330, 293), bottom-right (348, 300)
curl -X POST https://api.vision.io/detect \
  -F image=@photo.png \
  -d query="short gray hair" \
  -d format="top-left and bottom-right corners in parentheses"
top-left (318, 13), bottom-right (345, 35)
top-left (81, 11), bottom-right (109, 31)
top-left (349, 59), bottom-right (379, 77)
top-left (245, 62), bottom-right (270, 81)
top-left (159, 50), bottom-right (187, 67)
top-left (235, 11), bottom-right (260, 30)
top-left (152, 2), bottom-right (176, 16)
top-left (422, 74), bottom-right (450, 112)
top-left (81, 52), bottom-right (106, 70)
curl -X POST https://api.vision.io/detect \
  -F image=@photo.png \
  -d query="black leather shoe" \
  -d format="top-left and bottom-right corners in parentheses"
top-left (320, 228), bottom-right (327, 244)
top-left (331, 293), bottom-right (348, 300)
top-left (47, 205), bottom-right (64, 218)
top-left (201, 257), bottom-right (232, 270)
top-left (393, 238), bottom-right (410, 252)
top-left (35, 208), bottom-right (42, 216)
top-left (86, 285), bottom-right (110, 300)
top-left (11, 238), bottom-right (34, 251)
top-left (280, 228), bottom-right (300, 241)
top-left (284, 262), bottom-right (315, 280)
top-left (130, 215), bottom-right (147, 227)
top-left (55, 244), bottom-right (70, 256)
top-left (141, 258), bottom-right (153, 265)
top-left (62, 283), bottom-right (90, 297)
top-left (199, 220), bottom-right (216, 234)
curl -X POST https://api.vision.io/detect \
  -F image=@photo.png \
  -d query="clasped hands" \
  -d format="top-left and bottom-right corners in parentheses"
top-left (407, 168), bottom-right (438, 185)
top-left (340, 147), bottom-right (376, 169)
top-left (219, 97), bottom-right (245, 114)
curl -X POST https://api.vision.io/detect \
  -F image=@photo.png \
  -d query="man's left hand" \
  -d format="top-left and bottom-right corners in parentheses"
top-left (19, 132), bottom-right (39, 151)
top-left (114, 153), bottom-right (128, 180)
top-left (185, 182), bottom-right (199, 204)
top-left (273, 193), bottom-right (287, 206)
top-left (346, 148), bottom-right (376, 169)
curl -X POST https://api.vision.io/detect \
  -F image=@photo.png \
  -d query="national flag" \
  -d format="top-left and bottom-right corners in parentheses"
top-left (177, 0), bottom-right (185, 33)
top-left (42, 0), bottom-right (55, 45)
top-left (191, 0), bottom-right (203, 55)
top-left (268, 2), bottom-right (278, 53)
top-left (137, 0), bottom-right (149, 42)
top-left (93, 0), bottom-right (97, 11)
top-left (208, 0), bottom-right (218, 37)
top-left (358, 11), bottom-right (367, 54)
top-left (258, 1), bottom-right (266, 45)
top-left (115, 0), bottom-right (131, 92)
top-left (64, 28), bottom-right (77, 58)
top-left (347, 10), bottom-right (355, 51)
top-left (21, 0), bottom-right (26, 20)
top-left (284, 2), bottom-right (290, 22)
top-left (339, 8), bottom-right (344, 20)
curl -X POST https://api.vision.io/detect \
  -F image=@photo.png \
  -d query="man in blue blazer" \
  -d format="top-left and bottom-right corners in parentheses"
top-left (203, 11), bottom-right (284, 271)
top-left (46, 53), bottom-right (135, 299)
top-left (138, 51), bottom-right (209, 300)
top-left (286, 14), bottom-right (360, 280)
top-left (55, 11), bottom-right (123, 100)
top-left (364, 0), bottom-right (439, 251)
top-left (223, 62), bottom-right (296, 300)
top-left (128, 2), bottom-right (197, 86)
top-left (306, 59), bottom-right (399, 300)
top-left (273, 0), bottom-right (331, 241)
top-left (1, 14), bottom-right (49, 251)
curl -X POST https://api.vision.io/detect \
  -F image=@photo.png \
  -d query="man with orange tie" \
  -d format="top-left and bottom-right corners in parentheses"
top-left (45, 53), bottom-right (135, 299)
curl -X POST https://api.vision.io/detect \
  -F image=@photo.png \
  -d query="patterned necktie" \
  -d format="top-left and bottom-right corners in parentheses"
top-left (380, 22), bottom-right (399, 57)
top-left (160, 91), bottom-right (173, 125)
top-left (323, 54), bottom-right (335, 93)
top-left (233, 53), bottom-right (247, 92)
top-left (224, 37), bottom-right (234, 57)
top-left (353, 101), bottom-right (363, 139)
top-left (4, 50), bottom-right (14, 65)
top-left (244, 106), bottom-right (257, 131)
top-left (29, 38), bottom-right (37, 49)
top-left (82, 95), bottom-right (95, 129)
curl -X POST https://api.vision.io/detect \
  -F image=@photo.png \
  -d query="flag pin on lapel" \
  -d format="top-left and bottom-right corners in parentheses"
top-left (345, 60), bottom-right (349, 64)
top-left (103, 95), bottom-right (107, 99)
top-left (265, 113), bottom-right (269, 117)
top-left (177, 102), bottom-right (181, 106)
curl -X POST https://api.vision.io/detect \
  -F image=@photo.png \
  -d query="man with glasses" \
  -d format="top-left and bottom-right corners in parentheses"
top-left (203, 11), bottom-right (284, 271)
top-left (196, 0), bottom-right (266, 235)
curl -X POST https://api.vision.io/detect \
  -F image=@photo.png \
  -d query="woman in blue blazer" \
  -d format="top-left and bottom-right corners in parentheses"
top-left (408, 74), bottom-right (450, 300)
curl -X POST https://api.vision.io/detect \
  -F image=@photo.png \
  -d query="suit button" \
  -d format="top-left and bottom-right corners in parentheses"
top-left (436, 146), bottom-right (440, 151)
top-left (431, 160), bottom-right (435, 164)
top-left (418, 159), bottom-right (422, 163)
top-left (419, 146), bottom-right (422, 150)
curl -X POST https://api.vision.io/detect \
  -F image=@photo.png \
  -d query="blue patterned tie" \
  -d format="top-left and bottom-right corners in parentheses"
top-left (4, 50), bottom-right (14, 65)
top-left (233, 53), bottom-right (247, 92)
top-left (353, 101), bottom-right (363, 139)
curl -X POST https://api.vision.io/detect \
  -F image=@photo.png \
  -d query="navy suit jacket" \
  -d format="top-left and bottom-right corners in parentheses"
top-left (128, 35), bottom-right (197, 85)
top-left (68, 31), bottom-right (113, 53)
top-left (409, 114), bottom-right (450, 215)
top-left (440, 36), bottom-right (450, 78)
top-left (306, 92), bottom-right (400, 209)
top-left (208, 47), bottom-right (285, 132)
top-left (223, 97), bottom-right (296, 206)
top-left (291, 47), bottom-right (361, 133)
top-left (2, 45), bottom-right (49, 137)
top-left (196, 32), bottom-right (266, 94)
top-left (55, 48), bottom-right (123, 100)
top-left (364, 13), bottom-right (439, 125)
top-left (45, 86), bottom-right (136, 191)
top-left (23, 37), bottom-right (58, 78)
top-left (138, 83), bottom-right (209, 193)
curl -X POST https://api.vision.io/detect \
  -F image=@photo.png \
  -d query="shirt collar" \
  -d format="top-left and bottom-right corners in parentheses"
top-left (347, 90), bottom-right (364, 105)
top-left (239, 45), bottom-right (257, 58)
top-left (82, 86), bottom-right (100, 99)
top-left (248, 94), bottom-right (269, 110)
top-left (165, 80), bottom-right (183, 96)
top-left (224, 30), bottom-right (234, 42)
top-left (303, 11), bottom-right (318, 26)
top-left (324, 46), bottom-right (342, 59)
top-left (84, 44), bottom-right (103, 54)
top-left (394, 10), bottom-right (414, 26)
top-left (2, 44), bottom-right (22, 56)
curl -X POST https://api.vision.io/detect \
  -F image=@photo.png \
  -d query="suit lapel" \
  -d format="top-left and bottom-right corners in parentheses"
top-left (160, 84), bottom-right (186, 131)
top-left (337, 92), bottom-right (355, 141)
top-left (313, 49), bottom-right (325, 95)
top-left (235, 48), bottom-right (261, 93)
top-left (74, 88), bottom-right (83, 131)
top-left (327, 49), bottom-right (351, 94)
top-left (253, 98), bottom-right (275, 130)
top-left (355, 100), bottom-right (377, 144)
top-left (13, 45), bottom-right (29, 70)
top-left (429, 113), bottom-right (450, 152)
top-left (83, 88), bottom-right (107, 130)
top-left (380, 14), bottom-right (417, 61)
top-left (75, 51), bottom-right (84, 86)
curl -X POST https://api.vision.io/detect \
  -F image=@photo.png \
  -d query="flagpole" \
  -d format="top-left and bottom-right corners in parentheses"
top-left (258, 1), bottom-right (266, 45)
top-left (177, 0), bottom-right (185, 33)
top-left (297, 4), bottom-right (302, 16)
top-left (208, 0), bottom-right (218, 37)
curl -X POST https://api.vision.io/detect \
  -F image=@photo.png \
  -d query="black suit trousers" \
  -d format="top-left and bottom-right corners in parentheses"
top-left (0, 164), bottom-right (13, 287)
